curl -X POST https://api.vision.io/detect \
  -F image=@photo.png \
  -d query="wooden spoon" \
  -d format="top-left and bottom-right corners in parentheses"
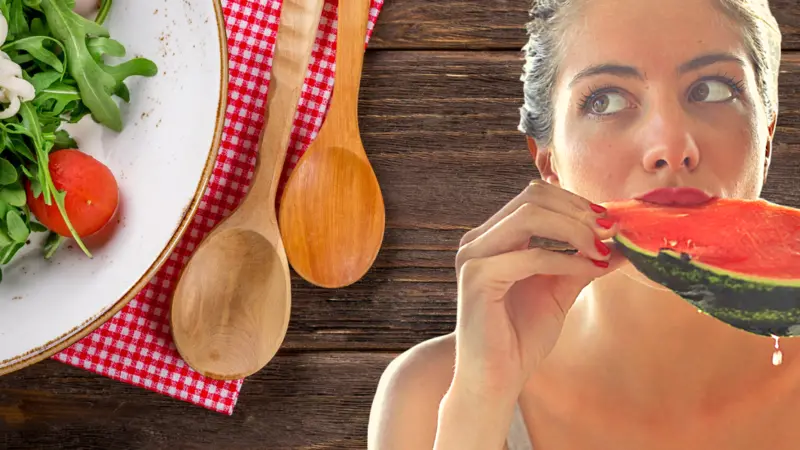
top-left (278, 0), bottom-right (385, 289)
top-left (169, 0), bottom-right (323, 381)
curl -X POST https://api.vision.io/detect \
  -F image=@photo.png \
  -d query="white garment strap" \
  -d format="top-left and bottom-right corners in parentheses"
top-left (506, 402), bottom-right (534, 450)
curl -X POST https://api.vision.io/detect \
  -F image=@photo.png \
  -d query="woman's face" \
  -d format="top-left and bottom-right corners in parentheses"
top-left (540, 0), bottom-right (775, 204)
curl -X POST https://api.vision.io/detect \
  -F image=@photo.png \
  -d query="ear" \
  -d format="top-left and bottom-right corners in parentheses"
top-left (527, 136), bottom-right (560, 185)
top-left (764, 113), bottom-right (777, 181)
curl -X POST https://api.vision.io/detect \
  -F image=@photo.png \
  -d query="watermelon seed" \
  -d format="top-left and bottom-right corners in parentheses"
top-left (771, 334), bottom-right (783, 366)
top-left (680, 252), bottom-right (692, 263)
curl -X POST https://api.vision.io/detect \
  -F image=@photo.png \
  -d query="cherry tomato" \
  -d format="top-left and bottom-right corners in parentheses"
top-left (26, 148), bottom-right (119, 238)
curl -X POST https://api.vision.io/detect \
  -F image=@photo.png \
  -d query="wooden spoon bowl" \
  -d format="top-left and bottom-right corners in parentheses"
top-left (280, 145), bottom-right (384, 288)
top-left (170, 228), bottom-right (289, 378)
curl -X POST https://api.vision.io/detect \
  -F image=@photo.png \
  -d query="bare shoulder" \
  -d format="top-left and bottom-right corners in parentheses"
top-left (367, 333), bottom-right (457, 449)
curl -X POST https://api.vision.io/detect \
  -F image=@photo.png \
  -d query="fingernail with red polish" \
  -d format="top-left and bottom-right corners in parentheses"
top-left (592, 260), bottom-right (609, 268)
top-left (595, 238), bottom-right (611, 256)
top-left (590, 203), bottom-right (607, 214)
top-left (596, 218), bottom-right (615, 229)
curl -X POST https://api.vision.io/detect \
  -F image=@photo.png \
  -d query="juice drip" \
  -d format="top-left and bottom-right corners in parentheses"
top-left (772, 335), bottom-right (783, 366)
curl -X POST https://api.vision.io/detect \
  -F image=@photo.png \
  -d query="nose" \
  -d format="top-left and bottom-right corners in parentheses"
top-left (640, 103), bottom-right (700, 173)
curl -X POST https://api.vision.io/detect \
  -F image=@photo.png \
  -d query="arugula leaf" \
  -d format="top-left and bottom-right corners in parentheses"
top-left (43, 231), bottom-right (63, 259)
top-left (53, 129), bottom-right (76, 149)
top-left (0, 224), bottom-right (13, 246)
top-left (29, 17), bottom-right (46, 35)
top-left (19, 102), bottom-right (51, 204)
top-left (7, 134), bottom-right (35, 162)
top-left (33, 82), bottom-right (81, 115)
top-left (23, 0), bottom-right (42, 10)
top-left (1, 242), bottom-right (24, 264)
top-left (66, 102), bottom-right (90, 123)
top-left (29, 220), bottom-right (46, 232)
top-left (95, 0), bottom-right (111, 25)
top-left (0, 3), bottom-right (9, 33)
top-left (40, 0), bottom-right (124, 131)
top-left (29, 177), bottom-right (41, 197)
top-left (0, 158), bottom-right (18, 185)
top-left (0, 199), bottom-right (9, 220)
top-left (48, 183), bottom-right (90, 257)
top-left (0, 182), bottom-right (27, 206)
top-left (114, 82), bottom-right (128, 102)
top-left (9, 53), bottom-right (33, 66)
top-left (8, 0), bottom-right (30, 40)
top-left (103, 58), bottom-right (155, 103)
top-left (18, 162), bottom-right (33, 177)
top-left (103, 58), bottom-right (158, 85)
top-left (2, 36), bottom-right (65, 72)
top-left (87, 36), bottom-right (124, 60)
top-left (0, 126), bottom-right (8, 155)
top-left (37, 114), bottom-right (63, 134)
top-left (6, 209), bottom-right (28, 243)
top-left (30, 70), bottom-right (62, 93)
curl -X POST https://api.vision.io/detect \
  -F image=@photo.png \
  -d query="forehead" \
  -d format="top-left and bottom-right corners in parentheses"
top-left (558, 0), bottom-right (749, 79)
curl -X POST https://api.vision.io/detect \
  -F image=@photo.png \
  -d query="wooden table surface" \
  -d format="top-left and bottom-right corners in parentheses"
top-left (3, 1), bottom-right (800, 448)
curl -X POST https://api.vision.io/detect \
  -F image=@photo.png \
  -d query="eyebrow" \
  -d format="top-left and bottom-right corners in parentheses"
top-left (568, 52), bottom-right (746, 87)
top-left (677, 52), bottom-right (745, 73)
top-left (568, 64), bottom-right (643, 87)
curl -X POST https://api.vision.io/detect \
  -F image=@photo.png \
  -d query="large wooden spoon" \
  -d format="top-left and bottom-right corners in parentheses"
top-left (278, 0), bottom-right (385, 289)
top-left (169, 0), bottom-right (323, 380)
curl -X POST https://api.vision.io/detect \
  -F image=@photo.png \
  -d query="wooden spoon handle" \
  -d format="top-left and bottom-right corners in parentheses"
top-left (326, 0), bottom-right (371, 126)
top-left (244, 0), bottom-right (324, 217)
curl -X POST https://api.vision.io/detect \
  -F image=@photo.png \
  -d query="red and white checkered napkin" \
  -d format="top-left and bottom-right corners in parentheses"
top-left (51, 0), bottom-right (384, 415)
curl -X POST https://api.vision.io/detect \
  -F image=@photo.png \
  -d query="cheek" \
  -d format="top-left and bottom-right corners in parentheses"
top-left (550, 98), bottom-right (635, 199)
top-left (553, 127), bottom-right (638, 199)
top-left (698, 108), bottom-right (765, 194)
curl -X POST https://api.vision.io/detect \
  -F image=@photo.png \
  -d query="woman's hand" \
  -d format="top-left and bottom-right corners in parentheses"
top-left (452, 180), bottom-right (622, 394)
top-left (434, 180), bottom-right (624, 449)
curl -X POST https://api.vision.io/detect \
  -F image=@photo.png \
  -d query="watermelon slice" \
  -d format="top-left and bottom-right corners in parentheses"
top-left (604, 197), bottom-right (800, 337)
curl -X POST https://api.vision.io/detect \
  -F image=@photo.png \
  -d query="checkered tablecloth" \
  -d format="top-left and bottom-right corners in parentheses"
top-left (51, 0), bottom-right (384, 415)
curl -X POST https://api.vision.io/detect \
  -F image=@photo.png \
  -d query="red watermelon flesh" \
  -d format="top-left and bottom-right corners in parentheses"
top-left (604, 198), bottom-right (800, 280)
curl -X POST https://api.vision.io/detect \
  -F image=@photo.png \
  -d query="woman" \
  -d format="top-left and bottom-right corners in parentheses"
top-left (368, 0), bottom-right (789, 448)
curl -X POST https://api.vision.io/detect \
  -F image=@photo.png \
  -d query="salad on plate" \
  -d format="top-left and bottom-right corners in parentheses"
top-left (0, 0), bottom-right (156, 280)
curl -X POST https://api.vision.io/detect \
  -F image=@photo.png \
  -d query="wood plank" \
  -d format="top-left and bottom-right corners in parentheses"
top-left (273, 50), bottom-right (800, 351)
top-left (0, 354), bottom-right (396, 449)
top-left (370, 0), bottom-right (800, 50)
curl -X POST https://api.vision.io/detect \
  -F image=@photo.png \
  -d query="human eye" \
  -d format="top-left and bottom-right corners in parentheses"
top-left (578, 86), bottom-right (631, 116)
top-left (688, 76), bottom-right (744, 103)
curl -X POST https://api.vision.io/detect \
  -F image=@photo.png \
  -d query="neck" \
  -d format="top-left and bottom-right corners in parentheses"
top-left (558, 264), bottom-right (800, 411)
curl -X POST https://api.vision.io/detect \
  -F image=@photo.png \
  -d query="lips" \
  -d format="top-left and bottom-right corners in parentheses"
top-left (635, 187), bottom-right (715, 206)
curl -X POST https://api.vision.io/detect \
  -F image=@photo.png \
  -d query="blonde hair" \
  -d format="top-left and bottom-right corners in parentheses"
top-left (519, 0), bottom-right (783, 145)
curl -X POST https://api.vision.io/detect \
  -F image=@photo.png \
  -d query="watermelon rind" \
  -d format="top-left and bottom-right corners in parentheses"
top-left (613, 233), bottom-right (800, 337)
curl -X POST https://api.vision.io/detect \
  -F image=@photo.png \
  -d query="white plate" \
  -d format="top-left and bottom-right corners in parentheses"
top-left (0, 0), bottom-right (227, 374)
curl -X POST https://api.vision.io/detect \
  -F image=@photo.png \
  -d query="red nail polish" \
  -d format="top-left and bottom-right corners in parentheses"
top-left (595, 238), bottom-right (611, 256)
top-left (592, 260), bottom-right (609, 268)
top-left (596, 218), bottom-right (615, 229)
top-left (590, 203), bottom-right (607, 214)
